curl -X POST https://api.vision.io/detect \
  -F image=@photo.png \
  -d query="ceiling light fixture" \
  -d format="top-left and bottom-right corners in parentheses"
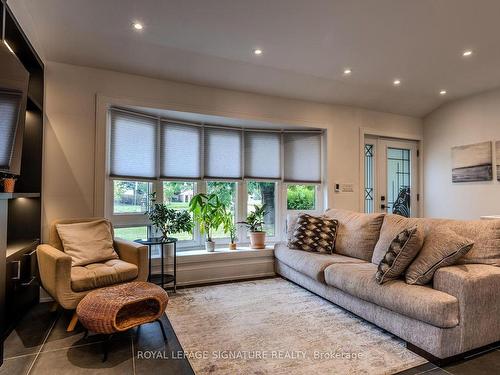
top-left (132, 22), bottom-right (143, 30)
top-left (253, 48), bottom-right (263, 55)
top-left (393, 79), bottom-right (401, 86)
top-left (343, 68), bottom-right (352, 75)
top-left (3, 40), bottom-right (14, 54)
top-left (462, 50), bottom-right (473, 57)
top-left (440, 89), bottom-right (447, 95)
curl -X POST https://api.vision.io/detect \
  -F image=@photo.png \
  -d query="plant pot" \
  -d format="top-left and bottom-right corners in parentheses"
top-left (249, 232), bottom-right (266, 249)
top-left (205, 240), bottom-right (216, 252)
top-left (228, 243), bottom-right (237, 250)
top-left (3, 178), bottom-right (16, 193)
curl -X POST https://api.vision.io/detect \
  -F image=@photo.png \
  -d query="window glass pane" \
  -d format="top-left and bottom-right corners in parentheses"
top-left (113, 180), bottom-right (151, 214)
top-left (207, 181), bottom-right (236, 238)
top-left (163, 181), bottom-right (195, 241)
top-left (114, 226), bottom-right (148, 241)
top-left (287, 184), bottom-right (316, 210)
top-left (247, 182), bottom-right (276, 236)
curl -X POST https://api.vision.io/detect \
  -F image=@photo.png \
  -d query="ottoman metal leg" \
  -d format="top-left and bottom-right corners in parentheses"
top-left (156, 319), bottom-right (168, 342)
top-left (102, 334), bottom-right (113, 362)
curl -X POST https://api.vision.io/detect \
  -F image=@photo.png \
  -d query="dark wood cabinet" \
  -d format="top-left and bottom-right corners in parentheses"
top-left (1, 2), bottom-right (44, 366)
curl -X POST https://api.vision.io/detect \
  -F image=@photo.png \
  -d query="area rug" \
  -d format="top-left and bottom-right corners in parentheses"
top-left (166, 278), bottom-right (427, 375)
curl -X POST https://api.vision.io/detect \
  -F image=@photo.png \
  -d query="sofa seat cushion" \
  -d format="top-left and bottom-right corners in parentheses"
top-left (71, 259), bottom-right (138, 292)
top-left (274, 243), bottom-right (365, 282)
top-left (324, 263), bottom-right (459, 328)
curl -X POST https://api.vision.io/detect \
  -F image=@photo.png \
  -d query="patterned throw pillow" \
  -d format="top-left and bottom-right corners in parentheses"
top-left (288, 214), bottom-right (339, 254)
top-left (375, 226), bottom-right (423, 284)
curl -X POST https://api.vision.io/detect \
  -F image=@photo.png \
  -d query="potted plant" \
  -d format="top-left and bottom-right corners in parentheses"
top-left (223, 210), bottom-right (237, 250)
top-left (189, 193), bottom-right (227, 252)
top-left (239, 204), bottom-right (268, 249)
top-left (145, 193), bottom-right (193, 240)
top-left (1, 174), bottom-right (17, 193)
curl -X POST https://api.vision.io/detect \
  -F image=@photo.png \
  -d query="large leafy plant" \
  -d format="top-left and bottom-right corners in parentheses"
top-left (239, 204), bottom-right (267, 232)
top-left (146, 193), bottom-right (193, 239)
top-left (189, 193), bottom-right (227, 242)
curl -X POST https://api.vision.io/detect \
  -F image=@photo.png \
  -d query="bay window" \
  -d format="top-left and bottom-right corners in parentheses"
top-left (106, 107), bottom-right (324, 249)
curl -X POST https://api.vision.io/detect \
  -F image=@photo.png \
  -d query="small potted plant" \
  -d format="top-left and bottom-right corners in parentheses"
top-left (239, 204), bottom-right (268, 249)
top-left (145, 193), bottom-right (193, 240)
top-left (189, 193), bottom-right (227, 252)
top-left (223, 211), bottom-right (237, 250)
top-left (1, 174), bottom-right (17, 193)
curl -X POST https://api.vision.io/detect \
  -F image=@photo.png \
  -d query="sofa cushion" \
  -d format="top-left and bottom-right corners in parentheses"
top-left (375, 226), bottom-right (424, 284)
top-left (274, 242), bottom-right (365, 282)
top-left (288, 214), bottom-right (339, 254)
top-left (56, 219), bottom-right (119, 266)
top-left (71, 259), bottom-right (138, 292)
top-left (324, 262), bottom-right (459, 328)
top-left (429, 218), bottom-right (500, 266)
top-left (324, 209), bottom-right (384, 261)
top-left (373, 215), bottom-right (500, 266)
top-left (372, 215), bottom-right (428, 264)
top-left (406, 228), bottom-right (474, 285)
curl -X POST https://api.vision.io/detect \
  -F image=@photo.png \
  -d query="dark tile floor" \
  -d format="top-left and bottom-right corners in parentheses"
top-left (1, 301), bottom-right (499, 375)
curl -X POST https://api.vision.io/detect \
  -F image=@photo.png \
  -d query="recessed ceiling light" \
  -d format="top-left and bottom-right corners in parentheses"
top-left (343, 68), bottom-right (352, 75)
top-left (393, 79), bottom-right (401, 86)
top-left (462, 50), bottom-right (473, 57)
top-left (132, 22), bottom-right (143, 30)
top-left (253, 48), bottom-right (263, 55)
top-left (3, 40), bottom-right (14, 54)
top-left (440, 89), bottom-right (447, 95)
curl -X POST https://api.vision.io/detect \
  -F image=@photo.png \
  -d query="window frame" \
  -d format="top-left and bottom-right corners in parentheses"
top-left (104, 108), bottom-right (325, 250)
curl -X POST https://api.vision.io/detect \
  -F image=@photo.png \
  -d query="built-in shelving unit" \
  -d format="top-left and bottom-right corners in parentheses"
top-left (1, 2), bottom-right (44, 366)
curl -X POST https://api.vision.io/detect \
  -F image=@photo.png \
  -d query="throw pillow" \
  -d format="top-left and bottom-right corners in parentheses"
top-left (56, 219), bottom-right (119, 267)
top-left (405, 227), bottom-right (474, 285)
top-left (324, 209), bottom-right (385, 261)
top-left (288, 214), bottom-right (339, 254)
top-left (375, 226), bottom-right (424, 284)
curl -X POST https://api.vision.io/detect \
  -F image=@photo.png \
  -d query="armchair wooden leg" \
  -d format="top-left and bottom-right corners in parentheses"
top-left (67, 311), bottom-right (79, 332)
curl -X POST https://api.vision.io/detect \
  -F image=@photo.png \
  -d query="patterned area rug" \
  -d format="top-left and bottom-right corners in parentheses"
top-left (166, 278), bottom-right (427, 375)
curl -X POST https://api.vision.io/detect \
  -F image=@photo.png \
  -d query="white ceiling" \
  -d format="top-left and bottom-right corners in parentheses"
top-left (9, 0), bottom-right (500, 117)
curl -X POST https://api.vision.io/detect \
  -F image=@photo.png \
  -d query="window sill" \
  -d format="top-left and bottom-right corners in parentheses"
top-left (176, 245), bottom-right (274, 264)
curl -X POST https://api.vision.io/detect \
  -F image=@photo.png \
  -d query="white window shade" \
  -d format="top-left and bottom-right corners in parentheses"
top-left (204, 127), bottom-right (242, 179)
top-left (0, 91), bottom-right (21, 169)
top-left (244, 131), bottom-right (281, 179)
top-left (283, 132), bottom-right (322, 183)
top-left (161, 122), bottom-right (202, 179)
top-left (110, 109), bottom-right (157, 179)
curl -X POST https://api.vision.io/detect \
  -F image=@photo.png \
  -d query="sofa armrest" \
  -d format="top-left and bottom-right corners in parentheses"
top-left (114, 238), bottom-right (149, 282)
top-left (433, 264), bottom-right (500, 351)
top-left (36, 244), bottom-right (73, 302)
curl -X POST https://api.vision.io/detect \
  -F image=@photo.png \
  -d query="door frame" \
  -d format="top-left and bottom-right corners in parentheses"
top-left (359, 128), bottom-right (424, 217)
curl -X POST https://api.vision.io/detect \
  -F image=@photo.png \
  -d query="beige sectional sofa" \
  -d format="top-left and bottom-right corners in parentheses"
top-left (275, 209), bottom-right (500, 360)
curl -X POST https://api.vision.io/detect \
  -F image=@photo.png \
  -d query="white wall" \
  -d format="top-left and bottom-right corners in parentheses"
top-left (43, 61), bottom-right (422, 239)
top-left (423, 88), bottom-right (500, 219)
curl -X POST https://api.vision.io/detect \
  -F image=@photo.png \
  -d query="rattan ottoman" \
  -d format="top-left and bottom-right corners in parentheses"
top-left (77, 281), bottom-right (169, 361)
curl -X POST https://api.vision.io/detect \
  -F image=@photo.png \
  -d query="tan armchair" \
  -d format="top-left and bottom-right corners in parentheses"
top-left (37, 218), bottom-right (148, 331)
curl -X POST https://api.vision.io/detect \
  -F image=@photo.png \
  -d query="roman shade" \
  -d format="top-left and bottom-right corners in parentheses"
top-left (244, 130), bottom-right (281, 180)
top-left (110, 109), bottom-right (157, 179)
top-left (161, 121), bottom-right (202, 179)
top-left (204, 127), bottom-right (242, 179)
top-left (0, 90), bottom-right (22, 169)
top-left (283, 132), bottom-right (322, 183)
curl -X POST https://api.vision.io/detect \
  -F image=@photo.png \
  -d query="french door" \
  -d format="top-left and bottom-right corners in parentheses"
top-left (364, 137), bottom-right (419, 217)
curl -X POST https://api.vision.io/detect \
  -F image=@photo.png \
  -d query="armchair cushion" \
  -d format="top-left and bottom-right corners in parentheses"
top-left (71, 259), bottom-right (138, 292)
top-left (56, 219), bottom-right (119, 266)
